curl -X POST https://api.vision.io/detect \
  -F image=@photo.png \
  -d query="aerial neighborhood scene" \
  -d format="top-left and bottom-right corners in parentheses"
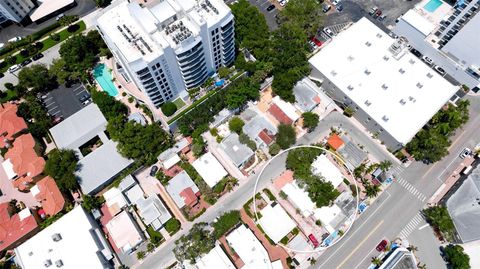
top-left (0, 0), bottom-right (479, 268)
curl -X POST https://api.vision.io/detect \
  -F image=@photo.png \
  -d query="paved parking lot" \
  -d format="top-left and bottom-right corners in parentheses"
top-left (225, 0), bottom-right (280, 30)
top-left (42, 82), bottom-right (90, 120)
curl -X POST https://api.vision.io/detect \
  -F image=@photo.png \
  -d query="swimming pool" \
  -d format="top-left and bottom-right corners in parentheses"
top-left (424, 0), bottom-right (443, 12)
top-left (93, 64), bottom-right (119, 97)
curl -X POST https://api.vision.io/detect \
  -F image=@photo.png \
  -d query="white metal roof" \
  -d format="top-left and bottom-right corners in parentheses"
top-left (226, 225), bottom-right (272, 269)
top-left (1, 159), bottom-right (16, 179)
top-left (15, 206), bottom-right (112, 269)
top-left (258, 204), bottom-right (296, 243)
top-left (163, 153), bottom-right (181, 170)
top-left (103, 187), bottom-right (128, 215)
top-left (105, 211), bottom-right (143, 253)
top-left (190, 244), bottom-right (236, 269)
top-left (282, 181), bottom-right (316, 218)
top-left (313, 204), bottom-right (342, 233)
top-left (272, 96), bottom-right (300, 122)
top-left (30, 0), bottom-right (75, 22)
top-left (311, 155), bottom-right (344, 188)
top-left (192, 152), bottom-right (228, 188)
top-left (309, 17), bottom-right (458, 145)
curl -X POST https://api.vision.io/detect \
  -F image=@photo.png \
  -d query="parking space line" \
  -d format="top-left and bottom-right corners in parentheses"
top-left (48, 106), bottom-right (58, 111)
top-left (51, 110), bottom-right (61, 116)
top-left (45, 102), bottom-right (56, 108)
top-left (44, 97), bottom-right (53, 102)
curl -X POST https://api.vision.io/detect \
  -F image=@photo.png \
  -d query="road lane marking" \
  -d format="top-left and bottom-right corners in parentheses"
top-left (418, 224), bottom-right (429, 230)
top-left (336, 220), bottom-right (384, 269)
top-left (318, 192), bottom-right (391, 269)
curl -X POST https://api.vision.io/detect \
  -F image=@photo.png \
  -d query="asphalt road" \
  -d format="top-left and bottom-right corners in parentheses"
top-left (313, 94), bottom-right (480, 269)
top-left (0, 0), bottom-right (97, 43)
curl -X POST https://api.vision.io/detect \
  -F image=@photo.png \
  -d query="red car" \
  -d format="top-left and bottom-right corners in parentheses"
top-left (310, 37), bottom-right (322, 47)
top-left (376, 239), bottom-right (388, 252)
top-left (308, 234), bottom-right (319, 248)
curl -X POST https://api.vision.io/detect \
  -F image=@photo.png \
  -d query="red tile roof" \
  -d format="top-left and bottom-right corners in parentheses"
top-left (0, 104), bottom-right (27, 148)
top-left (0, 203), bottom-right (38, 252)
top-left (5, 134), bottom-right (45, 180)
top-left (258, 129), bottom-right (275, 145)
top-left (268, 104), bottom-right (293, 125)
top-left (273, 170), bottom-right (294, 190)
top-left (179, 187), bottom-right (199, 207)
top-left (35, 177), bottom-right (65, 216)
top-left (327, 134), bottom-right (344, 150)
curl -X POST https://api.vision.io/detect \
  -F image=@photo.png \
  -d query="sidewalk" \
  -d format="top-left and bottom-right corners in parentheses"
top-left (429, 156), bottom-right (475, 204)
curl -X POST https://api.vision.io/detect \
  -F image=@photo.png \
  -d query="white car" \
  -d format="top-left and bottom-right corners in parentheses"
top-left (323, 28), bottom-right (334, 37)
top-left (8, 64), bottom-right (21, 73)
top-left (422, 55), bottom-right (433, 65)
top-left (332, 0), bottom-right (341, 5)
top-left (0, 43), bottom-right (5, 49)
top-left (460, 148), bottom-right (472, 159)
top-left (8, 36), bottom-right (22, 43)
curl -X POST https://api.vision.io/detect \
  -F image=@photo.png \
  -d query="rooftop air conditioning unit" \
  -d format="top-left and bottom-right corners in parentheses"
top-left (52, 233), bottom-right (62, 242)
top-left (44, 259), bottom-right (52, 267)
top-left (55, 260), bottom-right (63, 267)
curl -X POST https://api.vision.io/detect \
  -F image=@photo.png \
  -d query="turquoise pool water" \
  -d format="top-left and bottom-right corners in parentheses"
top-left (424, 0), bottom-right (443, 12)
top-left (93, 64), bottom-right (119, 97)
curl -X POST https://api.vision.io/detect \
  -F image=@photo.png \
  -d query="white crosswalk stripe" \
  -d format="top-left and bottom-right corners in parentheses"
top-left (396, 176), bottom-right (427, 201)
top-left (399, 213), bottom-right (424, 239)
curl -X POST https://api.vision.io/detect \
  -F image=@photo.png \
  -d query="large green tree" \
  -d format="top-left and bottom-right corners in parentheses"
top-left (302, 112), bottom-right (319, 131)
top-left (423, 206), bottom-right (455, 241)
top-left (44, 149), bottom-right (78, 192)
top-left (280, 0), bottom-right (324, 36)
top-left (17, 95), bottom-right (52, 139)
top-left (225, 77), bottom-right (260, 109)
top-left (173, 223), bottom-right (215, 263)
top-left (276, 124), bottom-right (296, 149)
top-left (228, 116), bottom-right (245, 134)
top-left (91, 90), bottom-right (128, 120)
top-left (18, 64), bottom-right (56, 92)
top-left (444, 245), bottom-right (470, 269)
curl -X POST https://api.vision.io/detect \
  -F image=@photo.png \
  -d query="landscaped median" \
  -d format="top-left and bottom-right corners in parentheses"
top-left (0, 21), bottom-right (86, 73)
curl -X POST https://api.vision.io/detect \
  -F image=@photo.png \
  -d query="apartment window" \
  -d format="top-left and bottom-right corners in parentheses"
top-left (156, 63), bottom-right (160, 68)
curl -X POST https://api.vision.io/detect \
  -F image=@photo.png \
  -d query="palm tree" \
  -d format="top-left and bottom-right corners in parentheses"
top-left (364, 183), bottom-right (381, 198)
top-left (407, 245), bottom-right (418, 253)
top-left (417, 262), bottom-right (427, 269)
top-left (371, 256), bottom-right (382, 266)
top-left (378, 160), bottom-right (392, 172)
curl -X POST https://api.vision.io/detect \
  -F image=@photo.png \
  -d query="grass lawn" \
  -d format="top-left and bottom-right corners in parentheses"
top-left (173, 97), bottom-right (186, 109)
top-left (0, 90), bottom-right (18, 103)
top-left (167, 89), bottom-right (219, 124)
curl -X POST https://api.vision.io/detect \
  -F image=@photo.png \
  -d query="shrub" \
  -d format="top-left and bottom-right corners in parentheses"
top-left (4, 83), bottom-right (14, 90)
top-left (228, 116), bottom-right (245, 134)
top-left (136, 251), bottom-right (145, 260)
top-left (269, 143), bottom-right (281, 156)
top-left (67, 24), bottom-right (80, 33)
top-left (161, 102), bottom-right (177, 116)
top-left (279, 190), bottom-right (288, 199)
top-left (121, 92), bottom-right (127, 97)
top-left (50, 33), bottom-right (60, 41)
top-left (212, 211), bottom-right (241, 239)
top-left (239, 133), bottom-right (257, 151)
top-left (165, 218), bottom-right (181, 235)
top-left (276, 124), bottom-right (296, 149)
top-left (6, 55), bottom-right (16, 65)
top-left (128, 96), bottom-right (134, 103)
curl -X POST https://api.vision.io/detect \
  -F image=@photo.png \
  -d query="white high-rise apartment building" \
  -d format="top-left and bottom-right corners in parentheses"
top-left (96, 0), bottom-right (235, 108)
top-left (0, 0), bottom-right (35, 24)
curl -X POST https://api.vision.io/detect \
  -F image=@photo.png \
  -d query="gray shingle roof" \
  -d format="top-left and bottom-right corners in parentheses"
top-left (76, 140), bottom-right (133, 194)
top-left (219, 133), bottom-right (254, 168)
top-left (49, 104), bottom-right (107, 150)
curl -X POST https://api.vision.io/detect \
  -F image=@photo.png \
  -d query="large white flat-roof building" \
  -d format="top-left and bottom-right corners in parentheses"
top-left (105, 211), bottom-right (144, 254)
top-left (309, 17), bottom-right (458, 150)
top-left (96, 0), bottom-right (235, 108)
top-left (15, 206), bottom-right (114, 269)
top-left (393, 0), bottom-right (480, 90)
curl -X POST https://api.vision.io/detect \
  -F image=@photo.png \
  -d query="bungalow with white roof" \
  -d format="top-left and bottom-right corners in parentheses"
top-left (192, 152), bottom-right (228, 188)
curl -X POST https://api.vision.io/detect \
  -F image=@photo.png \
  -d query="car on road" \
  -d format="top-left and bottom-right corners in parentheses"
top-left (460, 148), bottom-right (472, 159)
top-left (308, 234), bottom-right (319, 248)
top-left (21, 59), bottom-right (32, 67)
top-left (434, 65), bottom-right (446, 76)
top-left (266, 4), bottom-right (275, 11)
top-left (32, 53), bottom-right (44, 61)
top-left (8, 36), bottom-right (22, 43)
top-left (323, 28), bottom-right (334, 37)
top-left (322, 3), bottom-right (332, 13)
top-left (376, 239), bottom-right (388, 252)
top-left (410, 48), bottom-right (422, 57)
top-left (150, 165), bottom-right (159, 177)
top-left (8, 64), bottom-right (21, 73)
top-left (422, 56), bottom-right (433, 65)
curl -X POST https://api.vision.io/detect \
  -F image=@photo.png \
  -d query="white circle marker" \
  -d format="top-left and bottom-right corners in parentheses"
top-left (252, 145), bottom-right (359, 253)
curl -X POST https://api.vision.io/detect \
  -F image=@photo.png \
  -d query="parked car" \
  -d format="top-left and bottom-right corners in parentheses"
top-left (336, 3), bottom-right (343, 11)
top-left (308, 234), bottom-right (319, 248)
top-left (311, 36), bottom-right (322, 46)
top-left (53, 116), bottom-right (64, 125)
top-left (331, 0), bottom-right (341, 5)
top-left (150, 165), bottom-right (159, 177)
top-left (8, 64), bottom-right (21, 73)
top-left (322, 3), bottom-right (332, 12)
top-left (439, 246), bottom-right (447, 261)
top-left (323, 28), bottom-right (334, 37)
top-left (373, 9), bottom-right (382, 18)
top-left (460, 148), bottom-right (472, 159)
top-left (21, 59), bottom-right (32, 67)
top-left (378, 14), bottom-right (386, 21)
top-left (369, 6), bottom-right (378, 16)
top-left (410, 48), bottom-right (422, 57)
top-left (32, 53), bottom-right (44, 61)
top-left (266, 4), bottom-right (275, 11)
top-left (8, 36), bottom-right (22, 43)
top-left (56, 13), bottom-right (65, 21)
top-left (434, 65), bottom-right (446, 76)
top-left (422, 55), bottom-right (433, 65)
top-left (376, 239), bottom-right (388, 252)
